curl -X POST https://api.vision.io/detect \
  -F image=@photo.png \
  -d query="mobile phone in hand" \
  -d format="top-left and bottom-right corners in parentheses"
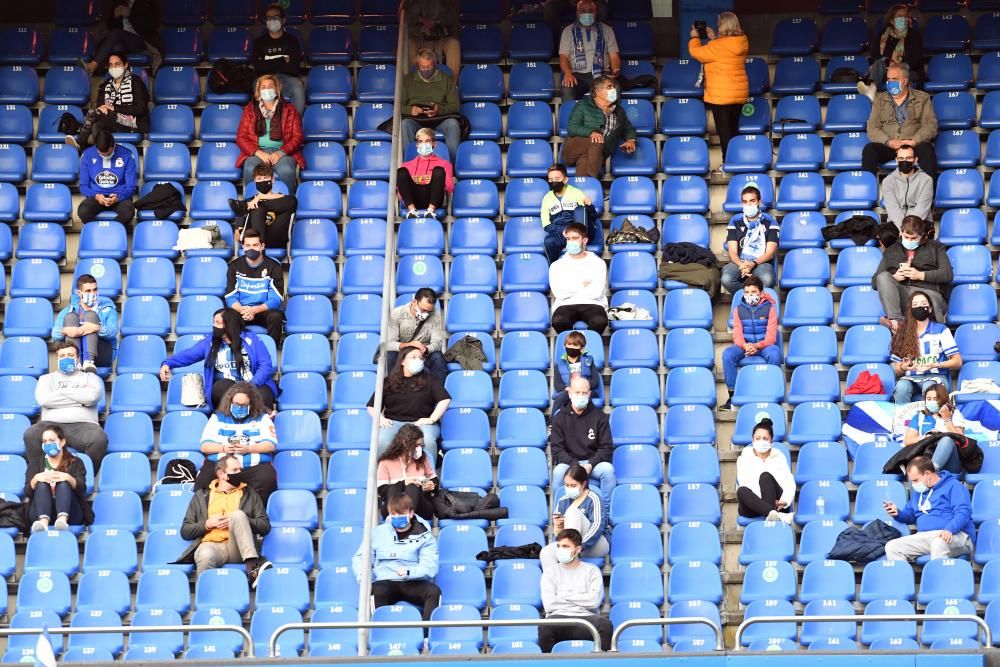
top-left (694, 20), bottom-right (708, 40)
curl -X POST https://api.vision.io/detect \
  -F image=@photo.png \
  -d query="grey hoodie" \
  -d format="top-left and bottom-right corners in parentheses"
top-left (35, 370), bottom-right (103, 425)
top-left (881, 167), bottom-right (933, 227)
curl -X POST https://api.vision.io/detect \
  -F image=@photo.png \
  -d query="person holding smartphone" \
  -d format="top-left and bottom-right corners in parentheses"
top-left (376, 424), bottom-right (438, 521)
top-left (541, 465), bottom-right (610, 571)
top-left (400, 49), bottom-right (461, 164)
top-left (902, 384), bottom-right (966, 474)
top-left (888, 290), bottom-right (961, 403)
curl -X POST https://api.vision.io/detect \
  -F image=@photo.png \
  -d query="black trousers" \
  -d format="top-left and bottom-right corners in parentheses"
top-left (862, 141), bottom-right (936, 176)
top-left (551, 304), bottom-right (608, 334)
top-left (194, 459), bottom-right (278, 504)
top-left (396, 166), bottom-right (446, 210)
top-left (538, 614), bottom-right (613, 653)
top-left (707, 103), bottom-right (742, 162)
top-left (77, 108), bottom-right (137, 149)
top-left (210, 379), bottom-right (276, 410)
top-left (78, 196), bottom-right (135, 224)
top-left (245, 309), bottom-right (285, 346)
top-left (246, 194), bottom-right (297, 250)
top-left (372, 579), bottom-right (441, 621)
top-left (378, 483), bottom-right (435, 521)
top-left (737, 472), bottom-right (785, 518)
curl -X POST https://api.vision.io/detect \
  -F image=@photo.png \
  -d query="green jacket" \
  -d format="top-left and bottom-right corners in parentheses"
top-left (401, 68), bottom-right (459, 117)
top-left (567, 97), bottom-right (636, 154)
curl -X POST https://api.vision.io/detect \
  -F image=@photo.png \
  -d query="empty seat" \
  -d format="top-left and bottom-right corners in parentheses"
top-left (948, 283), bottom-right (999, 325)
top-left (772, 57), bottom-right (820, 95)
top-left (923, 13), bottom-right (970, 52)
top-left (659, 98), bottom-right (706, 136)
top-left (659, 59), bottom-right (702, 97)
top-left (772, 17), bottom-right (818, 54)
top-left (925, 52), bottom-right (973, 92)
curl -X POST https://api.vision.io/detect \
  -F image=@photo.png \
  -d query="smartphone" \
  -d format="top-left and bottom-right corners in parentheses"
top-left (417, 103), bottom-right (435, 111)
top-left (694, 20), bottom-right (708, 40)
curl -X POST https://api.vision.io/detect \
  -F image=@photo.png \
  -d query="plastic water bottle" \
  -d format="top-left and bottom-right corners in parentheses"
top-left (816, 496), bottom-right (826, 516)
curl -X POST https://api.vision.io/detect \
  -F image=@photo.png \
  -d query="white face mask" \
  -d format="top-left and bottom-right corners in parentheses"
top-left (752, 438), bottom-right (772, 453)
top-left (108, 66), bottom-right (125, 80)
top-left (742, 204), bottom-right (759, 219)
top-left (605, 87), bottom-right (618, 104)
top-left (259, 88), bottom-right (277, 102)
top-left (266, 18), bottom-right (282, 32)
top-left (412, 446), bottom-right (423, 460)
top-left (556, 546), bottom-right (577, 564)
top-left (744, 293), bottom-right (760, 306)
top-left (564, 485), bottom-right (581, 500)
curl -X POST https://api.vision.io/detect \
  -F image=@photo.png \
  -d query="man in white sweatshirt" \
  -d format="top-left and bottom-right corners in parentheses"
top-left (538, 528), bottom-right (612, 652)
top-left (549, 222), bottom-right (608, 333)
top-left (881, 144), bottom-right (933, 228)
top-left (22, 342), bottom-right (107, 471)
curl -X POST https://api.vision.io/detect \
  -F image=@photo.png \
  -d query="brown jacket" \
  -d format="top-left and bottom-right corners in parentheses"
top-left (866, 88), bottom-right (937, 146)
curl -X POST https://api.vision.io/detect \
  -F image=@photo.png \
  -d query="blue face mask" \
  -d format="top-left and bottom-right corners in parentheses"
top-left (58, 357), bottom-right (76, 375)
top-left (886, 80), bottom-right (903, 97)
top-left (416, 143), bottom-right (433, 157)
top-left (570, 394), bottom-right (590, 410)
top-left (230, 404), bottom-right (250, 420)
top-left (390, 514), bottom-right (410, 530)
top-left (742, 204), bottom-right (759, 220)
top-left (42, 442), bottom-right (61, 458)
top-left (565, 240), bottom-right (582, 255)
top-left (579, 12), bottom-right (595, 26)
top-left (564, 485), bottom-right (581, 500)
top-left (893, 16), bottom-right (908, 32)
top-left (901, 238), bottom-right (920, 250)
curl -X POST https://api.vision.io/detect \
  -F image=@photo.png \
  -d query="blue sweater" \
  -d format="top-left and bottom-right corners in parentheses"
top-left (895, 470), bottom-right (976, 544)
top-left (79, 144), bottom-right (138, 199)
top-left (162, 332), bottom-right (277, 408)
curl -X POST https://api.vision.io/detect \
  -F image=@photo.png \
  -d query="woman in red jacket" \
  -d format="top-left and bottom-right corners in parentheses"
top-left (236, 74), bottom-right (305, 190)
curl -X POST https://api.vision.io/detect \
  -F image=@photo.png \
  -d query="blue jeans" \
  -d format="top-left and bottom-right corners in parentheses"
top-left (932, 436), bottom-right (963, 474)
top-left (376, 420), bottom-right (439, 467)
top-left (722, 343), bottom-right (782, 389)
top-left (401, 117), bottom-right (460, 165)
top-left (721, 261), bottom-right (775, 295)
top-left (276, 74), bottom-right (306, 118)
top-left (551, 462), bottom-right (616, 502)
top-left (29, 481), bottom-right (84, 524)
top-left (893, 374), bottom-right (949, 404)
top-left (242, 153), bottom-right (298, 191)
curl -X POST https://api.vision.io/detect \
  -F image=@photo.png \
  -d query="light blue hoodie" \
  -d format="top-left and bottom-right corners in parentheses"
top-left (353, 515), bottom-right (439, 583)
top-left (52, 293), bottom-right (119, 342)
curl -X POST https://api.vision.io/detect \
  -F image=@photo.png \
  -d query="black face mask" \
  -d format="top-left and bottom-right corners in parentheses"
top-left (898, 160), bottom-right (915, 174)
top-left (244, 248), bottom-right (262, 261)
top-left (549, 180), bottom-right (565, 193)
top-left (565, 346), bottom-right (581, 359)
top-left (256, 179), bottom-right (273, 195)
top-left (911, 306), bottom-right (930, 321)
top-left (226, 471), bottom-right (246, 487)
top-left (213, 326), bottom-right (226, 339)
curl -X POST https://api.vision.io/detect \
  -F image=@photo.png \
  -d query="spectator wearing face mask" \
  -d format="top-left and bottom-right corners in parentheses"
top-left (25, 425), bottom-right (93, 533)
top-left (720, 275), bottom-right (781, 411)
top-left (902, 384), bottom-right (966, 474)
top-left (889, 292), bottom-right (962, 404)
top-left (22, 342), bottom-right (107, 472)
top-left (873, 215), bottom-right (951, 334)
top-left (52, 273), bottom-right (119, 374)
top-left (552, 331), bottom-right (600, 414)
top-left (225, 229), bottom-right (285, 345)
top-left (230, 161), bottom-right (298, 250)
top-left (736, 418), bottom-right (794, 524)
top-left (194, 383), bottom-right (278, 503)
top-left (549, 376), bottom-right (615, 502)
top-left (385, 288), bottom-right (448, 385)
top-left (377, 424), bottom-right (438, 521)
top-left (252, 3), bottom-right (305, 116)
top-left (562, 76), bottom-right (636, 178)
top-left (397, 128), bottom-right (454, 219)
top-left (549, 223), bottom-right (609, 333)
top-left (400, 49), bottom-right (461, 164)
top-left (862, 61), bottom-right (937, 176)
top-left (236, 74), bottom-right (304, 191)
top-left (720, 185), bottom-right (778, 295)
top-left (541, 465), bottom-right (610, 571)
top-left (70, 52), bottom-right (150, 151)
top-left (558, 0), bottom-right (620, 101)
top-left (541, 163), bottom-right (594, 264)
top-left (77, 129), bottom-right (138, 224)
top-left (881, 144), bottom-right (933, 228)
top-left (858, 4), bottom-right (924, 100)
top-left (538, 528), bottom-right (612, 652)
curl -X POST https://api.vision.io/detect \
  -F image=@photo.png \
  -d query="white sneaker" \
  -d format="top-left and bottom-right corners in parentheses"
top-left (31, 520), bottom-right (48, 533)
top-left (766, 510), bottom-right (781, 522)
top-left (53, 516), bottom-right (69, 531)
top-left (81, 360), bottom-right (97, 374)
top-left (857, 80), bottom-right (876, 103)
top-left (777, 512), bottom-right (794, 525)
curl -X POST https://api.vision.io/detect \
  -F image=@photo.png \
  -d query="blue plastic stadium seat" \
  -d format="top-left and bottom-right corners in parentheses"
top-left (821, 15), bottom-right (869, 53)
top-left (833, 245), bottom-right (881, 287)
top-left (948, 283), bottom-right (999, 325)
top-left (10, 258), bottom-right (60, 300)
top-left (22, 182), bottom-right (71, 222)
top-left (660, 175), bottom-right (709, 213)
top-left (771, 57), bottom-right (820, 95)
top-left (294, 179), bottom-right (342, 220)
top-left (722, 174), bottom-right (774, 212)
top-left (659, 98), bottom-right (706, 136)
top-left (786, 364), bottom-right (839, 404)
top-left (955, 322), bottom-right (1000, 363)
top-left (822, 94), bottom-right (870, 133)
top-left (508, 22), bottom-right (553, 61)
top-left (503, 178), bottom-right (548, 217)
top-left (306, 65), bottom-right (353, 105)
top-left (206, 26), bottom-right (251, 63)
top-left (0, 143), bottom-right (26, 183)
top-left (621, 98), bottom-right (655, 137)
top-left (457, 65), bottom-right (504, 105)
top-left (824, 131), bottom-right (865, 171)
top-left (357, 25), bottom-right (397, 63)
top-left (194, 142), bottom-right (240, 181)
top-left (663, 366), bottom-right (716, 408)
top-left (948, 244), bottom-right (993, 284)
top-left (925, 52), bottom-right (974, 92)
top-left (785, 326), bottom-right (837, 367)
top-left (161, 26), bottom-right (204, 65)
top-left (188, 180), bottom-right (237, 220)
top-left (822, 55), bottom-right (868, 93)
top-left (780, 247), bottom-right (830, 287)
top-left (460, 24), bottom-right (503, 63)
top-left (775, 133), bottom-right (824, 172)
top-left (663, 327), bottom-right (714, 369)
top-left (308, 26), bottom-right (354, 64)
top-left (613, 137), bottom-right (661, 176)
top-left (660, 59), bottom-right (702, 97)
top-left (296, 105), bottom-right (349, 144)
top-left (931, 91), bottom-right (976, 132)
top-left (661, 404), bottom-right (711, 446)
top-left (178, 255), bottom-right (228, 297)
top-left (772, 17), bottom-right (818, 54)
top-left (344, 179), bottom-right (387, 218)
top-left (153, 66), bottom-right (201, 105)
top-left (923, 13), bottom-right (970, 52)
top-left (506, 139), bottom-right (554, 178)
top-left (776, 171), bottom-right (826, 210)
top-left (935, 168), bottom-right (984, 208)
top-left (192, 105), bottom-right (240, 143)
top-left (14, 223), bottom-right (65, 262)
top-left (0, 103), bottom-right (33, 145)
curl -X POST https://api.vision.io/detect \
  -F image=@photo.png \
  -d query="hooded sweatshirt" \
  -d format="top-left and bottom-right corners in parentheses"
top-left (353, 515), bottom-right (439, 583)
top-left (549, 251), bottom-right (608, 313)
top-left (894, 470), bottom-right (976, 543)
top-left (881, 167), bottom-right (934, 227)
top-left (550, 403), bottom-right (613, 468)
top-left (52, 294), bottom-right (119, 343)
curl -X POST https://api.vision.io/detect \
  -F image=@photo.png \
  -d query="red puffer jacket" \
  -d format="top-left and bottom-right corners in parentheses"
top-left (235, 100), bottom-right (306, 169)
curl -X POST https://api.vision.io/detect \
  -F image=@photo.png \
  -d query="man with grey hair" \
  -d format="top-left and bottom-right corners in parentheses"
top-left (862, 61), bottom-right (937, 176)
top-left (400, 48), bottom-right (461, 163)
top-left (558, 0), bottom-right (620, 101)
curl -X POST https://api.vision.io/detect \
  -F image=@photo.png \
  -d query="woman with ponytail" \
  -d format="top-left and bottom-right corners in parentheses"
top-left (736, 418), bottom-right (795, 524)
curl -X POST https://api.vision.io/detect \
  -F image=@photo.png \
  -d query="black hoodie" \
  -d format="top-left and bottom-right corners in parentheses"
top-left (549, 403), bottom-right (613, 468)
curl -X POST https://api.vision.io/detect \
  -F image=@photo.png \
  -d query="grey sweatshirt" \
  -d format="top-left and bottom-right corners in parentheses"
top-left (881, 168), bottom-right (933, 227)
top-left (35, 370), bottom-right (104, 424)
top-left (541, 561), bottom-right (605, 617)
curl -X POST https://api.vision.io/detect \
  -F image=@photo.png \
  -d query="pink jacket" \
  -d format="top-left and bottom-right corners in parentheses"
top-left (400, 154), bottom-right (454, 194)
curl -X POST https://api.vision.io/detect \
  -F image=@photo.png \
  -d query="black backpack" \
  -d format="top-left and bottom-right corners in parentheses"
top-left (208, 59), bottom-right (256, 95)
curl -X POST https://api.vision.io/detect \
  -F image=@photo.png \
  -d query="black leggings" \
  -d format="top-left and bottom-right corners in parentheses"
top-left (737, 472), bottom-right (785, 518)
top-left (396, 166), bottom-right (446, 210)
top-left (211, 379), bottom-right (275, 410)
top-left (77, 109), bottom-right (136, 148)
top-left (707, 102), bottom-right (742, 162)
top-left (245, 195), bottom-right (297, 250)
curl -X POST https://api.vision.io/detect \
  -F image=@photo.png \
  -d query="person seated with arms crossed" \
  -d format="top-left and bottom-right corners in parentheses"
top-left (25, 425), bottom-right (93, 533)
top-left (194, 383), bottom-right (278, 503)
top-left (549, 222), bottom-right (608, 333)
top-left (872, 215), bottom-right (952, 334)
top-left (541, 163), bottom-right (594, 264)
top-left (542, 465), bottom-right (610, 571)
top-left (735, 418), bottom-right (795, 525)
top-left (231, 161), bottom-right (298, 250)
top-left (883, 455), bottom-right (975, 561)
top-left (252, 3), bottom-right (305, 116)
top-left (77, 129), bottom-right (138, 224)
top-left (397, 128), bottom-right (454, 219)
top-left (538, 528), bottom-right (612, 652)
top-left (225, 229), bottom-right (285, 345)
top-left (176, 453), bottom-right (272, 587)
top-left (23, 343), bottom-right (107, 472)
top-left (550, 376), bottom-right (615, 502)
top-left (353, 493), bottom-right (441, 622)
top-left (52, 273), bottom-right (119, 374)
top-left (385, 288), bottom-right (448, 385)
top-left (903, 384), bottom-right (967, 475)
top-left (558, 0), bottom-right (620, 101)
top-left (552, 331), bottom-right (600, 414)
top-left (562, 75), bottom-right (636, 178)
top-left (862, 61), bottom-right (937, 176)
top-left (889, 291), bottom-right (961, 404)
top-left (881, 144), bottom-right (933, 229)
top-left (720, 185), bottom-right (778, 296)
top-left (720, 275), bottom-right (781, 411)
top-left (400, 49), bottom-right (461, 164)
top-left (376, 424), bottom-right (437, 521)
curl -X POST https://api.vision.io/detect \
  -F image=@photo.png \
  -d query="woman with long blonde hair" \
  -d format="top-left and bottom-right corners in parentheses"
top-left (235, 74), bottom-right (305, 190)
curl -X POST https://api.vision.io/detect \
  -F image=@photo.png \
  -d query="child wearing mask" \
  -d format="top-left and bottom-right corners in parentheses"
top-left (720, 275), bottom-right (781, 411)
top-left (553, 331), bottom-right (600, 413)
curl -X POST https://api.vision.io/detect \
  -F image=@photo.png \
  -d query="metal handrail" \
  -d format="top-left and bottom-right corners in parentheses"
top-left (610, 617), bottom-right (725, 651)
top-left (354, 5), bottom-right (409, 656)
top-left (269, 617), bottom-right (604, 657)
top-left (734, 613), bottom-right (992, 649)
top-left (0, 624), bottom-right (254, 658)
